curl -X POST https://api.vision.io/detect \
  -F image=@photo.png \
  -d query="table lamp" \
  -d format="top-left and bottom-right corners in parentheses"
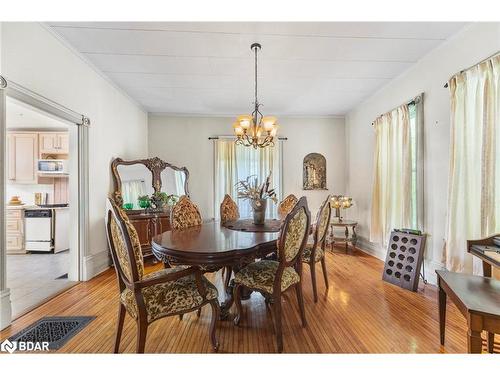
top-left (330, 195), bottom-right (353, 222)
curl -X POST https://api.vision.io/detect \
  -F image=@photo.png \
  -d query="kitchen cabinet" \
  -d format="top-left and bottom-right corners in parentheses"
top-left (7, 133), bottom-right (38, 184)
top-left (7, 209), bottom-right (25, 254)
top-left (39, 132), bottom-right (69, 154)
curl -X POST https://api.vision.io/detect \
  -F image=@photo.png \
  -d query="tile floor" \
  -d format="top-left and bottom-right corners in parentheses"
top-left (7, 251), bottom-right (77, 318)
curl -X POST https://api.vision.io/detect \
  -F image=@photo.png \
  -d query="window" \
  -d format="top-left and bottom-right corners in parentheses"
top-left (370, 97), bottom-right (423, 246)
top-left (409, 102), bottom-right (418, 230)
top-left (214, 139), bottom-right (282, 219)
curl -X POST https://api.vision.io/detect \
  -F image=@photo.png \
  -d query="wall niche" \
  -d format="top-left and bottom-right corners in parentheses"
top-left (303, 153), bottom-right (327, 190)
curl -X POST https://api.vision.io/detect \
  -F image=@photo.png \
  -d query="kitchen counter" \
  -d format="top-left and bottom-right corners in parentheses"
top-left (6, 205), bottom-right (69, 210)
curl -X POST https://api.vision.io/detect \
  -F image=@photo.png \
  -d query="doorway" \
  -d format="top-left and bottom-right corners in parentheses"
top-left (0, 78), bottom-right (89, 324)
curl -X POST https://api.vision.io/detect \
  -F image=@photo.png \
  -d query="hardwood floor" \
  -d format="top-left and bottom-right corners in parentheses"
top-left (1, 248), bottom-right (497, 353)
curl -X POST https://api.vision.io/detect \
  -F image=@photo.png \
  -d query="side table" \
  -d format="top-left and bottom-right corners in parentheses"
top-left (328, 219), bottom-right (358, 253)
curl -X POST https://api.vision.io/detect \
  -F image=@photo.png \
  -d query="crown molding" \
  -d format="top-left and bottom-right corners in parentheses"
top-left (148, 112), bottom-right (345, 120)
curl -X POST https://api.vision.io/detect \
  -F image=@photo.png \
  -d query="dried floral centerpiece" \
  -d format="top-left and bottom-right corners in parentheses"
top-left (236, 172), bottom-right (278, 225)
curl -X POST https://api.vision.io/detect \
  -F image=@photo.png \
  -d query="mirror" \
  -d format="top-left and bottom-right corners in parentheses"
top-left (161, 167), bottom-right (187, 197)
top-left (111, 157), bottom-right (190, 210)
top-left (116, 163), bottom-right (154, 209)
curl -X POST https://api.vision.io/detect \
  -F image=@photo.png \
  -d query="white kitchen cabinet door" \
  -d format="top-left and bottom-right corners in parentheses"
top-left (39, 132), bottom-right (59, 154)
top-left (8, 133), bottom-right (38, 184)
top-left (39, 132), bottom-right (69, 154)
top-left (57, 133), bottom-right (69, 153)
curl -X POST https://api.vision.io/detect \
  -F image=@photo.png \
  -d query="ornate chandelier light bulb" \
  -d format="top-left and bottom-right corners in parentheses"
top-left (233, 43), bottom-right (278, 148)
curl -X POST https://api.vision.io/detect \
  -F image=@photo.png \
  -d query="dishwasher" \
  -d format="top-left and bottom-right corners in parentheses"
top-left (24, 209), bottom-right (54, 252)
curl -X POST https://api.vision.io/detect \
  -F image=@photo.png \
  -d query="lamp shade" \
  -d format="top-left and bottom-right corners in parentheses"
top-left (237, 115), bottom-right (252, 129)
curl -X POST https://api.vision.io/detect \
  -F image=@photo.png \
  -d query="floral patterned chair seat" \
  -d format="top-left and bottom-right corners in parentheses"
top-left (120, 267), bottom-right (218, 323)
top-left (234, 260), bottom-right (300, 295)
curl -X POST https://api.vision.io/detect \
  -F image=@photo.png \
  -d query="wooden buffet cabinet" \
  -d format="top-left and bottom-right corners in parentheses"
top-left (125, 211), bottom-right (170, 258)
top-left (111, 157), bottom-right (189, 260)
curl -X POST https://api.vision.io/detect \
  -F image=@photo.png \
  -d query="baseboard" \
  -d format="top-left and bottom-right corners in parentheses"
top-left (0, 288), bottom-right (12, 330)
top-left (355, 236), bottom-right (442, 286)
top-left (82, 250), bottom-right (111, 281)
top-left (356, 236), bottom-right (386, 261)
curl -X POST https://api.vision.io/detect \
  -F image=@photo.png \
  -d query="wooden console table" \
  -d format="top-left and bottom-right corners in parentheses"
top-left (328, 219), bottom-right (358, 253)
top-left (437, 270), bottom-right (500, 353)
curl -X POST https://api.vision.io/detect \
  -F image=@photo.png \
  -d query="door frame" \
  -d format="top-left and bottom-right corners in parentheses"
top-left (0, 75), bottom-right (90, 329)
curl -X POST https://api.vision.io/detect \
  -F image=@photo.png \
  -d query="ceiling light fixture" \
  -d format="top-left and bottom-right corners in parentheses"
top-left (233, 43), bottom-right (278, 148)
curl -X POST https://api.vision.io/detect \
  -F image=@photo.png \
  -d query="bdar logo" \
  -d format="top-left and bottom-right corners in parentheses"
top-left (1, 339), bottom-right (17, 353)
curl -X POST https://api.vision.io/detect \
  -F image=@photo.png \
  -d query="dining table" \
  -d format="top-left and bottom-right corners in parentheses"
top-left (151, 219), bottom-right (281, 319)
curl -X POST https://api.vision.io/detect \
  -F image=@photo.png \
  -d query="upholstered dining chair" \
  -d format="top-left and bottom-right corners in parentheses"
top-left (170, 195), bottom-right (203, 229)
top-left (233, 196), bottom-right (311, 353)
top-left (278, 194), bottom-right (299, 220)
top-left (170, 195), bottom-right (220, 315)
top-left (301, 195), bottom-right (331, 302)
top-left (105, 198), bottom-right (220, 353)
top-left (219, 194), bottom-right (240, 292)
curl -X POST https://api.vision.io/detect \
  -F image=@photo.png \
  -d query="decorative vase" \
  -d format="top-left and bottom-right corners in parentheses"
top-left (138, 199), bottom-right (150, 209)
top-left (252, 199), bottom-right (267, 225)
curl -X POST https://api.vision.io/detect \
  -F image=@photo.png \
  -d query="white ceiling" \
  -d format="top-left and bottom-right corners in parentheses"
top-left (48, 22), bottom-right (467, 116)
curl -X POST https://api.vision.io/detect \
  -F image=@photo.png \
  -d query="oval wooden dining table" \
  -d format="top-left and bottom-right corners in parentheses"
top-left (151, 220), bottom-right (280, 319)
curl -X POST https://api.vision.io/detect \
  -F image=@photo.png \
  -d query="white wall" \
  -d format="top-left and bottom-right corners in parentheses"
top-left (149, 115), bottom-right (345, 219)
top-left (1, 23), bottom-right (148, 280)
top-left (345, 23), bottom-right (500, 283)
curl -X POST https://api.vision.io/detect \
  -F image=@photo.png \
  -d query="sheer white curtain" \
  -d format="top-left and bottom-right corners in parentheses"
top-left (370, 104), bottom-right (413, 246)
top-left (122, 179), bottom-right (147, 208)
top-left (214, 139), bottom-right (281, 219)
top-left (444, 55), bottom-right (500, 274)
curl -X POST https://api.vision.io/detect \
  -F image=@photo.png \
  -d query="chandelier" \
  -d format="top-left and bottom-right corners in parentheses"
top-left (233, 43), bottom-right (278, 149)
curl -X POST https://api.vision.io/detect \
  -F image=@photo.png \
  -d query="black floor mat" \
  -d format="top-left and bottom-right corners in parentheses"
top-left (9, 316), bottom-right (95, 350)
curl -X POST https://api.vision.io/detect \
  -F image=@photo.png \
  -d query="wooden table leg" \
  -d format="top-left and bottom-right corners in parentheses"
top-left (351, 225), bottom-right (358, 248)
top-left (345, 226), bottom-right (349, 253)
top-left (467, 314), bottom-right (484, 353)
top-left (438, 280), bottom-right (447, 345)
top-left (483, 261), bottom-right (492, 278)
top-left (467, 329), bottom-right (483, 353)
top-left (487, 332), bottom-right (495, 353)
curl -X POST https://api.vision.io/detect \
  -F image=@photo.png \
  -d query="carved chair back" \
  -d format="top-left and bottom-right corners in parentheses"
top-left (170, 195), bottom-right (203, 230)
top-left (310, 195), bottom-right (332, 259)
top-left (105, 198), bottom-right (145, 290)
top-left (220, 194), bottom-right (240, 223)
top-left (274, 197), bottom-right (311, 289)
top-left (278, 194), bottom-right (299, 220)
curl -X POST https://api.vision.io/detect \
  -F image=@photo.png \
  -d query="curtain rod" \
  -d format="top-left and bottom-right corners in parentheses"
top-left (371, 93), bottom-right (422, 126)
top-left (443, 51), bottom-right (500, 88)
top-left (208, 136), bottom-right (288, 140)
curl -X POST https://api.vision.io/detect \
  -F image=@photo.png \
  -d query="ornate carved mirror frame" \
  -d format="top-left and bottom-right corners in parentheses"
top-left (111, 157), bottom-right (190, 207)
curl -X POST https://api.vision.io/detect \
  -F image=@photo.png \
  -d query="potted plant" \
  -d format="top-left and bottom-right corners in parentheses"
top-left (150, 192), bottom-right (180, 210)
top-left (236, 172), bottom-right (277, 225)
top-left (137, 195), bottom-right (151, 209)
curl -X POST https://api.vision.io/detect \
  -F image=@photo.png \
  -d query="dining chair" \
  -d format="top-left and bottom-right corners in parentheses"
top-left (219, 194), bottom-right (240, 292)
top-left (105, 198), bottom-right (220, 353)
top-left (170, 195), bottom-right (203, 229)
top-left (233, 196), bottom-right (311, 353)
top-left (170, 195), bottom-right (220, 318)
top-left (220, 194), bottom-right (240, 223)
top-left (301, 195), bottom-right (331, 302)
top-left (277, 194), bottom-right (299, 220)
